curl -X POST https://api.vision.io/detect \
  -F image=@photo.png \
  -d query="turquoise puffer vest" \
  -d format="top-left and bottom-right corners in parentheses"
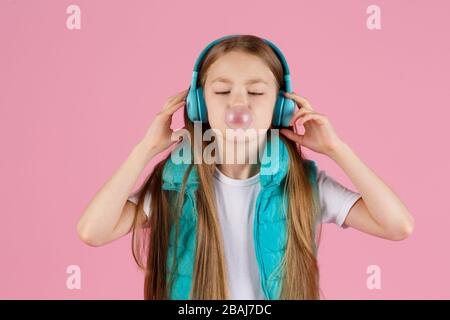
top-left (161, 134), bottom-right (319, 299)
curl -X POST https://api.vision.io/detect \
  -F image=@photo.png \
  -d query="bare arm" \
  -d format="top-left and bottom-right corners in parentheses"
top-left (76, 141), bottom-right (157, 246)
top-left (76, 88), bottom-right (188, 246)
top-left (280, 91), bottom-right (414, 241)
top-left (330, 142), bottom-right (415, 240)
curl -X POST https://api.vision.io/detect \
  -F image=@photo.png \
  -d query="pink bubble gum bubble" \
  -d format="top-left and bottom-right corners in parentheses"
top-left (224, 107), bottom-right (253, 129)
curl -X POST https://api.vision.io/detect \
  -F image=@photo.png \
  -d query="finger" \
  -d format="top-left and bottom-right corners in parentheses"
top-left (288, 108), bottom-right (314, 126)
top-left (280, 128), bottom-right (304, 144)
top-left (287, 91), bottom-right (313, 110)
top-left (296, 113), bottom-right (325, 126)
top-left (283, 92), bottom-right (314, 112)
top-left (171, 87), bottom-right (189, 100)
top-left (159, 100), bottom-right (186, 118)
top-left (162, 89), bottom-right (189, 113)
top-left (164, 88), bottom-right (189, 109)
top-left (172, 88), bottom-right (189, 103)
top-left (171, 128), bottom-right (186, 142)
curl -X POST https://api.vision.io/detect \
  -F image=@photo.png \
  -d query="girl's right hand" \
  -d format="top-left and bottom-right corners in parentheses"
top-left (140, 88), bottom-right (189, 156)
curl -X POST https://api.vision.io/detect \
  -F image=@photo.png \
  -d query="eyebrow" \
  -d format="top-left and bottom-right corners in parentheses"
top-left (211, 77), bottom-right (269, 85)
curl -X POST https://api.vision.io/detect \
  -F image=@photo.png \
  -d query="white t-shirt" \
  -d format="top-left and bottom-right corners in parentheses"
top-left (128, 165), bottom-right (362, 300)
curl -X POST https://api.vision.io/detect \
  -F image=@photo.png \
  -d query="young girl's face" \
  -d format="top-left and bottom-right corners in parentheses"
top-left (203, 51), bottom-right (278, 140)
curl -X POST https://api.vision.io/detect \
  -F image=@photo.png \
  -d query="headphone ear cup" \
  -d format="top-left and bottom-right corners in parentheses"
top-left (196, 86), bottom-right (209, 123)
top-left (281, 96), bottom-right (296, 127)
top-left (272, 91), bottom-right (285, 127)
top-left (186, 86), bottom-right (198, 122)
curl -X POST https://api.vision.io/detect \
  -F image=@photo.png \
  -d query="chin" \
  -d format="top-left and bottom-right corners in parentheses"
top-left (222, 128), bottom-right (264, 145)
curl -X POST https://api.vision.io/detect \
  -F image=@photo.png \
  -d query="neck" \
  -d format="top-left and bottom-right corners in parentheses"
top-left (216, 163), bottom-right (260, 180)
top-left (215, 133), bottom-right (267, 180)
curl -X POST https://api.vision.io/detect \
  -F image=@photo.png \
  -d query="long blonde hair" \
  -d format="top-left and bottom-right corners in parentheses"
top-left (131, 35), bottom-right (323, 299)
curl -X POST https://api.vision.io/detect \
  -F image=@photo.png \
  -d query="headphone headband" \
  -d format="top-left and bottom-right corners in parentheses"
top-left (191, 34), bottom-right (291, 92)
top-left (186, 34), bottom-right (296, 127)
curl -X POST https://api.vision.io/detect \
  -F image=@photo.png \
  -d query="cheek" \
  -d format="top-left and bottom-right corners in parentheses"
top-left (254, 97), bottom-right (276, 126)
top-left (204, 93), bottom-right (276, 128)
top-left (204, 96), bottom-right (226, 128)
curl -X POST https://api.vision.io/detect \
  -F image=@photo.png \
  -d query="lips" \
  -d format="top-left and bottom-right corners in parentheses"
top-left (225, 106), bottom-right (253, 129)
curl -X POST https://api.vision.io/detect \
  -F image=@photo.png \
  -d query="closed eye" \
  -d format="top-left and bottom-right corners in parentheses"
top-left (215, 91), bottom-right (264, 95)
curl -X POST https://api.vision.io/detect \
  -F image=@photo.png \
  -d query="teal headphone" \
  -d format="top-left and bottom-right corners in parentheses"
top-left (186, 35), bottom-right (296, 127)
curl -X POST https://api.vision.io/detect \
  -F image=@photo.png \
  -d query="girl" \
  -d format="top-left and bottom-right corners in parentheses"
top-left (77, 35), bottom-right (414, 300)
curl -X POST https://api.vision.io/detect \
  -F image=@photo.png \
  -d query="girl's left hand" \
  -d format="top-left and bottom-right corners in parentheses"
top-left (280, 92), bottom-right (344, 156)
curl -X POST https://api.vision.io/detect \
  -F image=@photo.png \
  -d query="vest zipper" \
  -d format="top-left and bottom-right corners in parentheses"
top-left (162, 184), bottom-right (196, 300)
top-left (254, 191), bottom-right (269, 299)
top-left (165, 182), bottom-right (271, 299)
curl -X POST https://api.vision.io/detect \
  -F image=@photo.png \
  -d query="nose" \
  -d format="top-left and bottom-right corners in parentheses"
top-left (229, 90), bottom-right (249, 108)
top-left (225, 92), bottom-right (254, 129)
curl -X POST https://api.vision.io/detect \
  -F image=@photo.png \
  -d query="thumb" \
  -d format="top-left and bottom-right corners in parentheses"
top-left (171, 128), bottom-right (188, 144)
top-left (280, 128), bottom-right (304, 145)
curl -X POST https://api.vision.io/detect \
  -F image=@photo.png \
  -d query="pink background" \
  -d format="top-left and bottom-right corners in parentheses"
top-left (1, 0), bottom-right (449, 299)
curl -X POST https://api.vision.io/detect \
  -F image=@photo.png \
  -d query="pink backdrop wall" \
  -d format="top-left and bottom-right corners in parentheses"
top-left (1, 0), bottom-right (449, 299)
